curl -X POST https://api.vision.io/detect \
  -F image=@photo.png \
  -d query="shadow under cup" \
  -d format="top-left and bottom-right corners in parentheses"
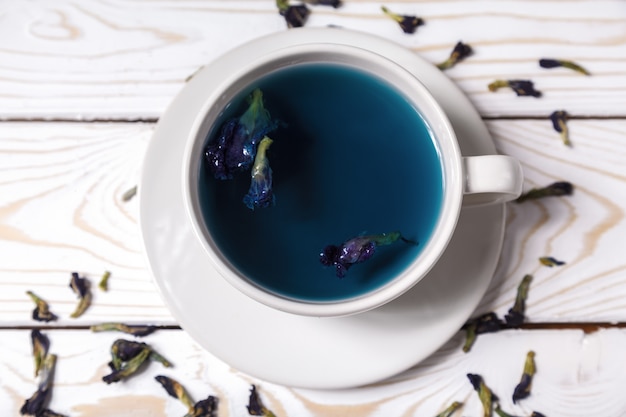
top-left (183, 45), bottom-right (463, 317)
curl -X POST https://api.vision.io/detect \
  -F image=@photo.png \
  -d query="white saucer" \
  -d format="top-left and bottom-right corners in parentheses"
top-left (139, 28), bottom-right (505, 390)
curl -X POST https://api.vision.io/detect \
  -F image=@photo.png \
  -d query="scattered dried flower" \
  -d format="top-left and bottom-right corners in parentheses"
top-left (550, 110), bottom-right (571, 146)
top-left (103, 346), bottom-right (152, 384)
top-left (90, 322), bottom-right (157, 337)
top-left (247, 385), bottom-right (277, 417)
top-left (381, 6), bottom-right (424, 34)
top-left (516, 181), bottom-right (573, 203)
top-left (26, 291), bottom-right (58, 323)
top-left (320, 231), bottom-right (416, 278)
top-left (504, 274), bottom-right (533, 327)
top-left (122, 185), bottom-right (137, 202)
top-left (31, 330), bottom-right (50, 377)
top-left (155, 375), bottom-right (195, 410)
top-left (494, 404), bottom-right (521, 417)
top-left (539, 58), bottom-right (590, 76)
top-left (205, 89), bottom-right (277, 180)
top-left (189, 396), bottom-right (219, 417)
top-left (530, 413), bottom-right (547, 417)
top-left (36, 410), bottom-right (69, 417)
top-left (437, 41), bottom-right (473, 70)
top-left (303, 0), bottom-right (341, 7)
top-left (104, 339), bottom-right (171, 384)
top-left (435, 401), bottom-right (463, 417)
top-left (69, 272), bottom-right (92, 318)
top-left (243, 136), bottom-right (275, 210)
top-left (467, 373), bottom-right (497, 417)
top-left (488, 80), bottom-right (542, 97)
top-left (513, 351), bottom-right (536, 403)
top-left (462, 312), bottom-right (504, 353)
top-left (20, 354), bottom-right (57, 416)
top-left (539, 256), bottom-right (566, 267)
top-left (98, 270), bottom-right (111, 291)
top-left (276, 0), bottom-right (311, 28)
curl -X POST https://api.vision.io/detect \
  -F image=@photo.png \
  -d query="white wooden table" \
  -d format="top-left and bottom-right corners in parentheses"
top-left (2, 1), bottom-right (626, 416)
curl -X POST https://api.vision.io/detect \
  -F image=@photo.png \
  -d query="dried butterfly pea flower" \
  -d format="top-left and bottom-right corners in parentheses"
top-left (122, 185), bottom-right (137, 202)
top-left (37, 410), bottom-right (69, 417)
top-left (494, 404), bottom-right (521, 417)
top-left (539, 256), bottom-right (565, 267)
top-left (104, 339), bottom-right (171, 383)
top-left (69, 272), bottom-right (92, 318)
top-left (530, 413), bottom-right (547, 417)
top-left (381, 6), bottom-right (424, 34)
top-left (187, 396), bottom-right (219, 417)
top-left (488, 80), bottom-right (542, 97)
top-left (435, 401), bottom-right (463, 417)
top-left (303, 0), bottom-right (341, 7)
top-left (550, 110), bottom-right (571, 146)
top-left (20, 354), bottom-right (57, 416)
top-left (539, 58), bottom-right (590, 76)
top-left (243, 137), bottom-right (275, 210)
top-left (155, 375), bottom-right (195, 410)
top-left (31, 330), bottom-right (50, 377)
top-left (320, 231), bottom-right (416, 278)
top-left (513, 351), bottom-right (536, 403)
top-left (98, 270), bottom-right (111, 291)
top-left (26, 291), bottom-right (58, 322)
top-left (462, 312), bottom-right (504, 353)
top-left (247, 385), bottom-right (277, 417)
top-left (437, 41), bottom-right (473, 70)
top-left (276, 0), bottom-right (311, 28)
top-left (516, 181), bottom-right (573, 203)
top-left (90, 322), bottom-right (157, 337)
top-left (103, 346), bottom-right (152, 384)
top-left (467, 373), bottom-right (497, 417)
top-left (504, 274), bottom-right (533, 327)
top-left (205, 89), bottom-right (278, 180)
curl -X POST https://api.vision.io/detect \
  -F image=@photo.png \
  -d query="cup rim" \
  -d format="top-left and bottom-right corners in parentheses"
top-left (182, 42), bottom-right (463, 317)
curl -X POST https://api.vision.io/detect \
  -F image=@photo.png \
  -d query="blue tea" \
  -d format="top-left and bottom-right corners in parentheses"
top-left (198, 63), bottom-right (443, 302)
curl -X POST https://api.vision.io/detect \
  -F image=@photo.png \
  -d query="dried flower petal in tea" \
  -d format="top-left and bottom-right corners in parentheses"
top-left (437, 41), bottom-right (473, 70)
top-left (513, 351), bottom-right (536, 403)
top-left (98, 270), bottom-right (111, 291)
top-left (155, 375), bottom-right (195, 410)
top-left (20, 354), bottom-right (57, 416)
top-left (550, 110), bottom-right (571, 146)
top-left (462, 312), bottom-right (504, 353)
top-left (539, 58), bottom-right (590, 76)
top-left (69, 272), bottom-right (92, 318)
top-left (467, 373), bottom-right (497, 417)
top-left (539, 256), bottom-right (565, 267)
top-left (90, 322), bottom-right (157, 337)
top-left (247, 385), bottom-right (277, 417)
top-left (320, 231), bottom-right (416, 278)
top-left (435, 401), bottom-right (463, 417)
top-left (243, 136), bottom-right (275, 210)
top-left (276, 0), bottom-right (311, 28)
top-left (26, 291), bottom-right (58, 323)
top-left (381, 6), bottom-right (424, 34)
top-left (31, 330), bottom-right (50, 377)
top-left (516, 181), bottom-right (573, 203)
top-left (488, 80), bottom-right (542, 97)
top-left (504, 274), bottom-right (533, 327)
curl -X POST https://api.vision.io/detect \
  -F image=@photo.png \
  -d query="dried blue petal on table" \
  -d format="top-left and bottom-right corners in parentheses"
top-left (104, 339), bottom-right (171, 384)
top-left (90, 322), bottom-right (158, 337)
top-left (303, 0), bottom-right (341, 7)
top-left (69, 272), bottom-right (92, 318)
top-left (516, 181), bottom-right (573, 203)
top-left (98, 270), bottom-right (111, 291)
top-left (381, 6), bottom-right (424, 34)
top-left (539, 256), bottom-right (566, 267)
top-left (530, 413), bottom-right (547, 417)
top-left (247, 385), bottom-right (277, 417)
top-left (205, 89), bottom-right (277, 179)
top-left (276, 1), bottom-right (311, 28)
top-left (320, 231), bottom-right (415, 278)
top-left (155, 375), bottom-right (195, 410)
top-left (513, 351), bottom-right (536, 403)
top-left (488, 80), bottom-right (542, 97)
top-left (188, 396), bottom-right (219, 417)
top-left (462, 312), bottom-right (504, 352)
top-left (31, 330), bottom-right (50, 377)
top-left (103, 347), bottom-right (152, 384)
top-left (539, 58), bottom-right (590, 75)
top-left (37, 410), bottom-right (69, 417)
top-left (26, 291), bottom-right (58, 323)
top-left (435, 401), bottom-right (463, 417)
top-left (243, 137), bottom-right (275, 210)
top-left (20, 354), bottom-right (57, 416)
top-left (437, 41), bottom-right (473, 70)
top-left (467, 373), bottom-right (497, 417)
top-left (504, 274), bottom-right (533, 327)
top-left (550, 110), bottom-right (571, 146)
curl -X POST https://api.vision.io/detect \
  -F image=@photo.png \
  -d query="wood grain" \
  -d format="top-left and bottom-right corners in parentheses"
top-left (2, 328), bottom-right (626, 416)
top-left (0, 0), bottom-right (624, 119)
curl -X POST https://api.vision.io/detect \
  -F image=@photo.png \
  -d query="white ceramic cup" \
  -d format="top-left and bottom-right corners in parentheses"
top-left (182, 32), bottom-right (523, 318)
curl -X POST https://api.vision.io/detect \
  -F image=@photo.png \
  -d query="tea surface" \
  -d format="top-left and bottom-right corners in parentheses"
top-left (199, 63), bottom-right (443, 302)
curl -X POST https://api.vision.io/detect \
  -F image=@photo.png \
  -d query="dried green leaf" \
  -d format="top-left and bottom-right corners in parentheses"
top-left (90, 322), bottom-right (157, 337)
top-left (504, 274), bottom-right (533, 326)
top-left (98, 270), bottom-right (111, 291)
top-left (512, 351), bottom-right (536, 403)
top-left (26, 291), bottom-right (58, 322)
top-left (69, 272), bottom-right (92, 318)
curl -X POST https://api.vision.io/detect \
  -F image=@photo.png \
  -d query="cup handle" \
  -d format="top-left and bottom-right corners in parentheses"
top-left (462, 155), bottom-right (524, 206)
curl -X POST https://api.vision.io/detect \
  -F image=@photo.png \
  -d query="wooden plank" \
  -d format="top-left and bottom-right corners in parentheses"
top-left (0, 120), bottom-right (625, 325)
top-left (0, 0), bottom-right (624, 119)
top-left (2, 328), bottom-right (626, 416)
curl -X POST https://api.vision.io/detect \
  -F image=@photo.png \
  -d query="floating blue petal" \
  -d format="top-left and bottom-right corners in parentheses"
top-left (243, 137), bottom-right (275, 210)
